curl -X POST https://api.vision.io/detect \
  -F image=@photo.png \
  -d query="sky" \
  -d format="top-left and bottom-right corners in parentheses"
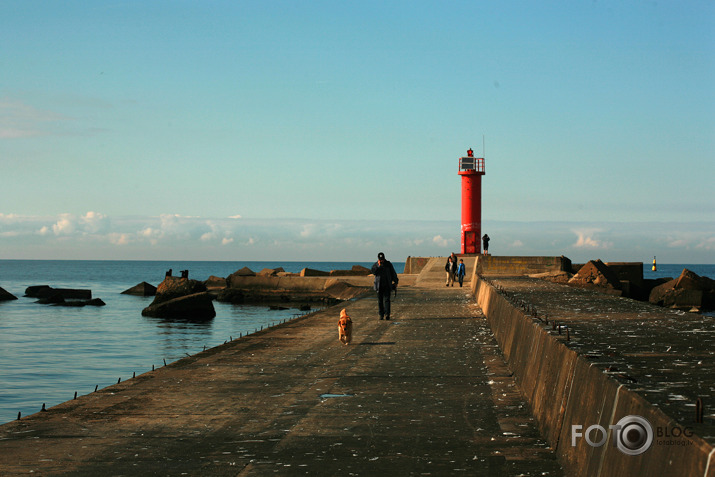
top-left (1, 1), bottom-right (713, 263)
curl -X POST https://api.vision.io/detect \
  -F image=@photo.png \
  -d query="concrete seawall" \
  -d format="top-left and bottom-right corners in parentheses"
top-left (469, 258), bottom-right (714, 477)
top-left (476, 255), bottom-right (571, 276)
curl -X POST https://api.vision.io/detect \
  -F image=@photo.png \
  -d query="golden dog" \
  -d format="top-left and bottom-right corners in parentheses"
top-left (338, 308), bottom-right (352, 345)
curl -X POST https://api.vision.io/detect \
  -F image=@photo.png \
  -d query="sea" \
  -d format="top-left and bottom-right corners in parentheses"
top-left (0, 260), bottom-right (403, 425)
top-left (0, 260), bottom-right (712, 425)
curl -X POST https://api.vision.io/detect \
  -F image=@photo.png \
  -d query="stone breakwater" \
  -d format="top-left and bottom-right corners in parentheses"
top-left (471, 257), bottom-right (714, 477)
top-left (133, 265), bottom-right (376, 319)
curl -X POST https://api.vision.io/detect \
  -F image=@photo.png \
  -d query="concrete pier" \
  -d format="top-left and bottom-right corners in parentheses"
top-left (0, 259), bottom-right (562, 476)
top-left (1, 255), bottom-right (712, 476)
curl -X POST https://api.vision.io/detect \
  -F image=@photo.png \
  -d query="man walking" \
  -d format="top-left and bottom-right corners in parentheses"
top-left (371, 252), bottom-right (399, 320)
top-left (445, 256), bottom-right (456, 287)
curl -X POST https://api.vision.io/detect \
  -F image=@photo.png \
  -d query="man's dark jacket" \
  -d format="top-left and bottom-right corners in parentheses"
top-left (371, 260), bottom-right (398, 293)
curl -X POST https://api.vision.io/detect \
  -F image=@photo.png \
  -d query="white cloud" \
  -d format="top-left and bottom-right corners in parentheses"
top-left (108, 233), bottom-right (131, 245)
top-left (140, 227), bottom-right (161, 245)
top-left (52, 214), bottom-right (76, 235)
top-left (695, 237), bottom-right (715, 251)
top-left (81, 211), bottom-right (109, 234)
top-left (0, 98), bottom-right (67, 138)
top-left (667, 239), bottom-right (689, 248)
top-left (572, 229), bottom-right (612, 249)
top-left (300, 224), bottom-right (317, 238)
top-left (432, 235), bottom-right (450, 247)
top-left (1, 214), bottom-right (714, 263)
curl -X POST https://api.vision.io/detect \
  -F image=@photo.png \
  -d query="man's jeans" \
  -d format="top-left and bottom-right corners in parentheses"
top-left (377, 290), bottom-right (391, 319)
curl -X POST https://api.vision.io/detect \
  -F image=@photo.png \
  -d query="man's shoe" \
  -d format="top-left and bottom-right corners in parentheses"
top-left (385, 316), bottom-right (390, 320)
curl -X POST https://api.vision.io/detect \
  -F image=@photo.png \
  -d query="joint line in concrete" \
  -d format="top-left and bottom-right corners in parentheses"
top-left (555, 354), bottom-right (577, 453)
top-left (704, 447), bottom-right (715, 477)
top-left (596, 384), bottom-right (624, 477)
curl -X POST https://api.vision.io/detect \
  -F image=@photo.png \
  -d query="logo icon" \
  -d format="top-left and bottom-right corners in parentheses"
top-left (571, 415), bottom-right (655, 456)
top-left (613, 415), bottom-right (653, 456)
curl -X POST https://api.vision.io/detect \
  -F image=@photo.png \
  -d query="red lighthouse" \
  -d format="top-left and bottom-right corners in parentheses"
top-left (458, 148), bottom-right (485, 254)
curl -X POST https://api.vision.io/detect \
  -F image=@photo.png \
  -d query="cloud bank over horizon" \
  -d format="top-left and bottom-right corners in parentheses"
top-left (1, 212), bottom-right (712, 264)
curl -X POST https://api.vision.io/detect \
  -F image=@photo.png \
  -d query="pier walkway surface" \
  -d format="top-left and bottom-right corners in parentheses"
top-left (0, 262), bottom-right (564, 475)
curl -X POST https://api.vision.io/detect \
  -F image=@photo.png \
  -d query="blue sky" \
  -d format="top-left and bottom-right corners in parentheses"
top-left (1, 1), bottom-right (713, 263)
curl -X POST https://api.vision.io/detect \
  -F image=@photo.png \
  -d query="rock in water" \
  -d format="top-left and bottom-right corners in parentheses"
top-left (24, 285), bottom-right (53, 298)
top-left (141, 292), bottom-right (216, 319)
top-left (649, 268), bottom-right (715, 311)
top-left (121, 282), bottom-right (157, 296)
top-left (203, 275), bottom-right (227, 290)
top-left (216, 288), bottom-right (245, 304)
top-left (300, 268), bottom-right (329, 277)
top-left (141, 277), bottom-right (215, 319)
top-left (568, 260), bottom-right (622, 292)
top-left (25, 286), bottom-right (91, 300)
top-left (0, 287), bottom-right (18, 301)
top-left (153, 277), bottom-right (207, 304)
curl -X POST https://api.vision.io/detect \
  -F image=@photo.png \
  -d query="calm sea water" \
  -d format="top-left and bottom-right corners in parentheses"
top-left (0, 260), bottom-right (404, 425)
top-left (0, 260), bottom-right (711, 425)
top-left (640, 263), bottom-right (714, 282)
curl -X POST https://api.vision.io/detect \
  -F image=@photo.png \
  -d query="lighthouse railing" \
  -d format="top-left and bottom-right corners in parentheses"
top-left (459, 157), bottom-right (485, 173)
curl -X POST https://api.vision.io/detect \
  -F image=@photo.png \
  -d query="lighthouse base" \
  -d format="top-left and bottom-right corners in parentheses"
top-left (463, 231), bottom-right (479, 254)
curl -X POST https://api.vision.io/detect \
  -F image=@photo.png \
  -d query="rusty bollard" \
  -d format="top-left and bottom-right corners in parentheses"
top-left (696, 398), bottom-right (704, 423)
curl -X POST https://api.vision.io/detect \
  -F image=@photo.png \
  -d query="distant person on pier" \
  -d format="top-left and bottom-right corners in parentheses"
top-left (482, 234), bottom-right (490, 255)
top-left (371, 252), bottom-right (399, 320)
top-left (445, 256), bottom-right (456, 286)
top-left (457, 259), bottom-right (466, 287)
